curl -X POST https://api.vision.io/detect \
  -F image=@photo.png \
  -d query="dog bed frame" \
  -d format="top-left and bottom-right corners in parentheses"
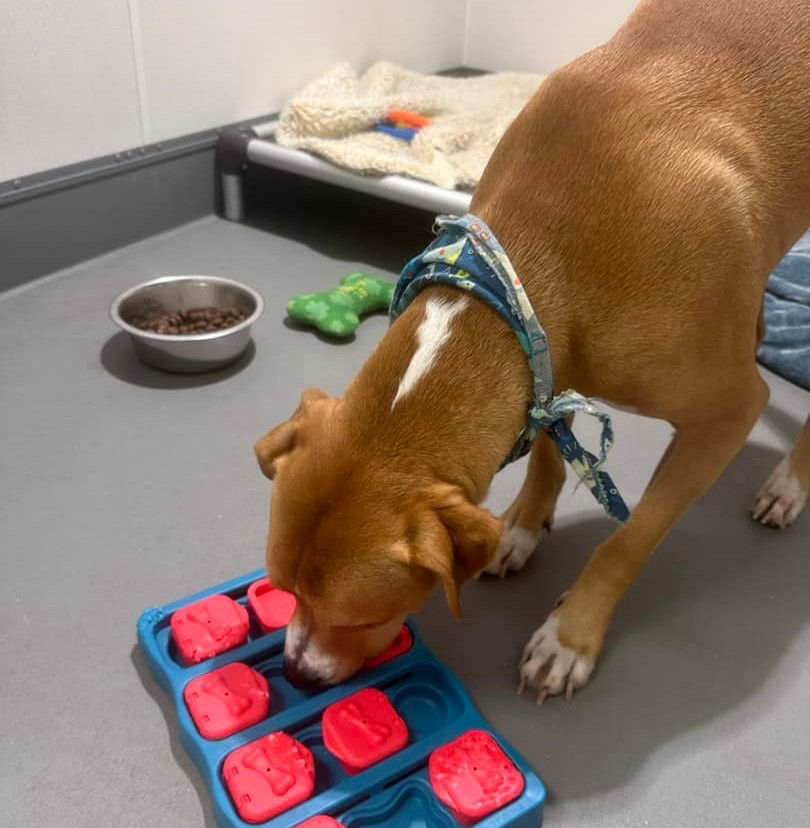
top-left (217, 119), bottom-right (473, 222)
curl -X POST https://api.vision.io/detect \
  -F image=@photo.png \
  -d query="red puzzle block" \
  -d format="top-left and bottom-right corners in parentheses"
top-left (364, 625), bottom-right (413, 669)
top-left (296, 818), bottom-right (343, 827)
top-left (429, 730), bottom-right (524, 821)
top-left (223, 732), bottom-right (315, 824)
top-left (322, 688), bottom-right (408, 772)
top-left (170, 594), bottom-right (250, 664)
top-left (184, 662), bottom-right (270, 739)
top-left (247, 578), bottom-right (297, 632)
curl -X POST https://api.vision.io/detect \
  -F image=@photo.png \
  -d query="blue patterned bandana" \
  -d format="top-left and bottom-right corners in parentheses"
top-left (390, 213), bottom-right (630, 523)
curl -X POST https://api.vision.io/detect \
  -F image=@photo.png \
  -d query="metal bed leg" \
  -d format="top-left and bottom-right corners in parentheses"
top-left (221, 173), bottom-right (244, 222)
top-left (216, 128), bottom-right (256, 222)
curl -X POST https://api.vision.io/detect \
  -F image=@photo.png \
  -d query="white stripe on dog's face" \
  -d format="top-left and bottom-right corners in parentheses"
top-left (284, 616), bottom-right (340, 683)
top-left (284, 617), bottom-right (305, 658)
top-left (299, 643), bottom-right (338, 682)
top-left (392, 296), bottom-right (468, 409)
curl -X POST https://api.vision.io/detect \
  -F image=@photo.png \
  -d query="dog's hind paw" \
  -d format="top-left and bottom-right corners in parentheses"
top-left (751, 456), bottom-right (807, 529)
top-left (518, 614), bottom-right (594, 702)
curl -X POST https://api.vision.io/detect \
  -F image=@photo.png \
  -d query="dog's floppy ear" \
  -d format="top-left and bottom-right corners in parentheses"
top-left (408, 485), bottom-right (502, 618)
top-left (254, 421), bottom-right (296, 480)
top-left (254, 388), bottom-right (328, 480)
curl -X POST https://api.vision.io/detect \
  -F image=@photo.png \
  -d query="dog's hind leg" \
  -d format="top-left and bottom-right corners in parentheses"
top-left (482, 428), bottom-right (566, 577)
top-left (752, 414), bottom-right (810, 528)
top-left (519, 375), bottom-right (769, 701)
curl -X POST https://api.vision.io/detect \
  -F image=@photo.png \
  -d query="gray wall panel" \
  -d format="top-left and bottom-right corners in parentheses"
top-left (0, 150), bottom-right (214, 291)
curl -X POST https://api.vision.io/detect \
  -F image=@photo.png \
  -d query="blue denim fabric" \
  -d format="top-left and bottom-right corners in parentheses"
top-left (759, 230), bottom-right (810, 390)
top-left (391, 213), bottom-right (630, 523)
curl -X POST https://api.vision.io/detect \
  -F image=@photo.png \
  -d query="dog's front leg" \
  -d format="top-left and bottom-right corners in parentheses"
top-left (483, 429), bottom-right (566, 577)
top-left (519, 380), bottom-right (768, 701)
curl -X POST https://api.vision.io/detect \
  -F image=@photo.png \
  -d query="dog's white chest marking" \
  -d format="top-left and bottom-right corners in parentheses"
top-left (392, 296), bottom-right (468, 409)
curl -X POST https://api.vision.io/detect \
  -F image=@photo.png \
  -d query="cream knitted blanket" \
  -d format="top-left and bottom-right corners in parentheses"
top-left (275, 62), bottom-right (545, 191)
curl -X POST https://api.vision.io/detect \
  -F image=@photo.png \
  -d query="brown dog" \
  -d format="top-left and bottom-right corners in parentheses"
top-left (256, 0), bottom-right (810, 698)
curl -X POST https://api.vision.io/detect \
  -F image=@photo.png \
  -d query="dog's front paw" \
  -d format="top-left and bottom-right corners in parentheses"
top-left (518, 614), bottom-right (595, 702)
top-left (481, 523), bottom-right (545, 578)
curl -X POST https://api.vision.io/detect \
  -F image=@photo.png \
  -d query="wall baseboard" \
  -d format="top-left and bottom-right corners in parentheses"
top-left (0, 114), bottom-right (275, 292)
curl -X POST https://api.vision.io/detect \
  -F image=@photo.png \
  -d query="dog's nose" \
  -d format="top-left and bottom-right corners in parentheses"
top-left (283, 657), bottom-right (327, 691)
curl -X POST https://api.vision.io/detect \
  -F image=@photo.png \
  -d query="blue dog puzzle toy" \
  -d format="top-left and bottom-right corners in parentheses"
top-left (137, 569), bottom-right (546, 827)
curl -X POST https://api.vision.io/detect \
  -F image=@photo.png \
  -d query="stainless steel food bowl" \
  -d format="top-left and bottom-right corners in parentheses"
top-left (110, 275), bottom-right (264, 373)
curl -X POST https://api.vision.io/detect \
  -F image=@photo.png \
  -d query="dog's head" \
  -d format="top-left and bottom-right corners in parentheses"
top-left (255, 387), bottom-right (502, 688)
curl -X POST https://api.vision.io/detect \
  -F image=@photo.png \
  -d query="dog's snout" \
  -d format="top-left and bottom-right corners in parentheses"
top-left (283, 656), bottom-right (328, 691)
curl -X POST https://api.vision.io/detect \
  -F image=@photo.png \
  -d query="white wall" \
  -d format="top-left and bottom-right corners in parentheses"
top-left (464, 0), bottom-right (638, 74)
top-left (0, 0), bottom-right (466, 182)
top-left (1, 0), bottom-right (638, 183)
top-left (0, 0), bottom-right (144, 182)
top-left (134, 0), bottom-right (467, 144)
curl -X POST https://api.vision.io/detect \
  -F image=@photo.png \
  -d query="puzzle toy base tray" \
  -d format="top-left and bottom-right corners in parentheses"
top-left (137, 569), bottom-right (546, 827)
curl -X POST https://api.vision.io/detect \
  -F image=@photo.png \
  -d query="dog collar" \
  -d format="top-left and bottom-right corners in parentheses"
top-left (390, 212), bottom-right (630, 523)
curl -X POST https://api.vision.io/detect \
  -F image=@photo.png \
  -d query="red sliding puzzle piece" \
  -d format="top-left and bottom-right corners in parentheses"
top-left (170, 594), bottom-right (249, 664)
top-left (322, 688), bottom-right (408, 772)
top-left (247, 577), bottom-right (297, 632)
top-left (429, 730), bottom-right (524, 821)
top-left (223, 732), bottom-right (314, 823)
top-left (296, 817), bottom-right (343, 827)
top-left (364, 625), bottom-right (413, 669)
top-left (184, 662), bottom-right (270, 739)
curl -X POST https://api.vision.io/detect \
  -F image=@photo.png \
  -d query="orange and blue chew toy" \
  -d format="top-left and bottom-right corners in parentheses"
top-left (375, 109), bottom-right (431, 142)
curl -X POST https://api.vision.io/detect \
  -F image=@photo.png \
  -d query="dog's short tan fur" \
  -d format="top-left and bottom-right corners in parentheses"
top-left (257, 0), bottom-right (810, 694)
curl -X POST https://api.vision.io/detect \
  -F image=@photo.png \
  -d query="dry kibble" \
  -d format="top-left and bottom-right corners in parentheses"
top-left (130, 306), bottom-right (248, 336)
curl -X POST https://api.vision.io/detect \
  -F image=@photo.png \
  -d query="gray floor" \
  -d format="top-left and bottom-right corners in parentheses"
top-left (1, 210), bottom-right (808, 828)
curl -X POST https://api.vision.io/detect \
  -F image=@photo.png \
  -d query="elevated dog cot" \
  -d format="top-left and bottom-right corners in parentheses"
top-left (217, 118), bottom-right (474, 222)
